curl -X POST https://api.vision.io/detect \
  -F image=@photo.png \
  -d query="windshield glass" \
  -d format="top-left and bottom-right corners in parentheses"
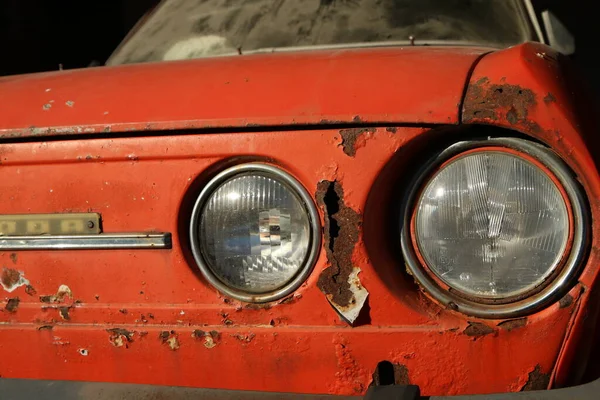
top-left (107, 0), bottom-right (529, 65)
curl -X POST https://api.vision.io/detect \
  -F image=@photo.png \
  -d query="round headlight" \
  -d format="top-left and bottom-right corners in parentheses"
top-left (190, 164), bottom-right (320, 302)
top-left (402, 138), bottom-right (588, 318)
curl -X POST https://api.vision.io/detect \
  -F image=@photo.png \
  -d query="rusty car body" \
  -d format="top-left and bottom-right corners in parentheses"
top-left (0, 0), bottom-right (598, 398)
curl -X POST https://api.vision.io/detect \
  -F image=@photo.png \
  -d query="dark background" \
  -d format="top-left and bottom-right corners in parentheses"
top-left (0, 1), bottom-right (596, 95)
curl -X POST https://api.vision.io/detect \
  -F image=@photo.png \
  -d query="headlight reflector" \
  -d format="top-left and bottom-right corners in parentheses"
top-left (190, 164), bottom-right (320, 302)
top-left (414, 149), bottom-right (570, 299)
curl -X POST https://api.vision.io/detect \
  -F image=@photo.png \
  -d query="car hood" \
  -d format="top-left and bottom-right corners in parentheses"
top-left (0, 46), bottom-right (489, 139)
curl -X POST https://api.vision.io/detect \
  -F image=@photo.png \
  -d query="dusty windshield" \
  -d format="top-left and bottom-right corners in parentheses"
top-left (108, 0), bottom-right (529, 65)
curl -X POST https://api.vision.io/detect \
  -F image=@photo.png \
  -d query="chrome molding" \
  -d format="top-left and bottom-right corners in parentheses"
top-left (400, 137), bottom-right (589, 319)
top-left (0, 233), bottom-right (172, 250)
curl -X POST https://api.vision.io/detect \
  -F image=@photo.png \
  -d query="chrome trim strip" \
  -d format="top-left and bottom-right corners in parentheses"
top-left (0, 233), bottom-right (172, 250)
top-left (400, 137), bottom-right (589, 319)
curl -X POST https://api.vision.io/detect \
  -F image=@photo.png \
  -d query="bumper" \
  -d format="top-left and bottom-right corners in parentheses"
top-left (1, 379), bottom-right (599, 400)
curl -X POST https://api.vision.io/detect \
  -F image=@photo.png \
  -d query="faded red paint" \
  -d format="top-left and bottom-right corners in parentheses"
top-left (0, 43), bottom-right (597, 396)
top-left (0, 47), bottom-right (487, 138)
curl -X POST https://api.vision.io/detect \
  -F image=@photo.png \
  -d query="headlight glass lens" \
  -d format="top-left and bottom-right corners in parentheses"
top-left (415, 150), bottom-right (570, 299)
top-left (199, 172), bottom-right (311, 293)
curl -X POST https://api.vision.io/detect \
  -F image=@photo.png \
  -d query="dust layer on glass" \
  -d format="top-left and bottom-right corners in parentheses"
top-left (415, 152), bottom-right (569, 299)
top-left (108, 0), bottom-right (527, 65)
top-left (200, 173), bottom-right (311, 293)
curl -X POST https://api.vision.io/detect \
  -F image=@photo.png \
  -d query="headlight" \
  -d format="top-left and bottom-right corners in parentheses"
top-left (189, 163), bottom-right (320, 302)
top-left (402, 138), bottom-right (588, 318)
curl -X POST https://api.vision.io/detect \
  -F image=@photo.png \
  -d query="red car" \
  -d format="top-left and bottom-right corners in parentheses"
top-left (0, 1), bottom-right (598, 398)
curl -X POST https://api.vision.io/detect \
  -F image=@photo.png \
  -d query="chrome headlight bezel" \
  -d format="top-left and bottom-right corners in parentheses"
top-left (189, 163), bottom-right (321, 303)
top-left (400, 137), bottom-right (589, 318)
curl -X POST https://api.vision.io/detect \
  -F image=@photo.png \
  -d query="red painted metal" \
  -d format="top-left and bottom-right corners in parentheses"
top-left (462, 42), bottom-right (600, 388)
top-left (0, 47), bottom-right (487, 138)
top-left (0, 43), bottom-right (597, 396)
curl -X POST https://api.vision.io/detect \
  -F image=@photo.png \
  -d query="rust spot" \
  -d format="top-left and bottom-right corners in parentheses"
top-left (107, 328), bottom-right (134, 348)
top-left (160, 330), bottom-right (180, 350)
top-left (232, 333), bottom-right (255, 343)
top-left (193, 330), bottom-right (220, 348)
top-left (385, 127), bottom-right (397, 134)
top-left (463, 77), bottom-right (540, 132)
top-left (244, 303), bottom-right (271, 310)
top-left (39, 285), bottom-right (72, 303)
top-left (315, 181), bottom-right (361, 309)
top-left (559, 294), bottom-right (573, 309)
top-left (25, 285), bottom-right (36, 296)
top-left (58, 306), bottom-right (71, 320)
top-left (498, 318), bottom-right (527, 331)
top-left (1, 267), bottom-right (29, 292)
top-left (5, 297), bottom-right (20, 313)
top-left (37, 325), bottom-right (54, 331)
top-left (371, 361), bottom-right (410, 386)
top-left (94, 295), bottom-right (100, 300)
top-left (119, 308), bottom-right (128, 314)
top-left (10, 253), bottom-right (17, 264)
top-left (521, 365), bottom-right (550, 391)
top-left (339, 128), bottom-right (376, 157)
top-left (544, 92), bottom-right (556, 104)
top-left (464, 322), bottom-right (496, 338)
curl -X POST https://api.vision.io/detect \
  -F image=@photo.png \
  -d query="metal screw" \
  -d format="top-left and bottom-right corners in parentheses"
top-left (87, 221), bottom-right (95, 229)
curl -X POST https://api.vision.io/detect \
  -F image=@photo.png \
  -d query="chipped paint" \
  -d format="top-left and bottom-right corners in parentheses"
top-left (559, 294), bottom-right (573, 309)
top-left (107, 328), bottom-right (134, 348)
top-left (463, 322), bottom-right (496, 338)
top-left (521, 365), bottom-right (550, 391)
top-left (498, 318), bottom-right (527, 332)
top-left (316, 180), bottom-right (368, 325)
top-left (160, 330), bottom-right (180, 350)
top-left (0, 267), bottom-right (30, 293)
top-left (78, 348), bottom-right (88, 356)
top-left (339, 128), bottom-right (376, 157)
top-left (39, 284), bottom-right (72, 303)
top-left (193, 330), bottom-right (220, 349)
top-left (59, 306), bottom-right (71, 320)
top-left (462, 77), bottom-right (540, 132)
top-left (4, 297), bottom-right (20, 313)
top-left (65, 101), bottom-right (75, 107)
top-left (232, 333), bottom-right (255, 344)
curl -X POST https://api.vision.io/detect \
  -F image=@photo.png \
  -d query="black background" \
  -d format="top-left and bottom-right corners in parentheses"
top-left (0, 1), bottom-right (595, 95)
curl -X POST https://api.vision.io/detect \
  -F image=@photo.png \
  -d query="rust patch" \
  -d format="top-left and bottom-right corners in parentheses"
top-left (521, 365), bottom-right (550, 391)
top-left (544, 92), bottom-right (556, 104)
top-left (498, 318), bottom-right (527, 331)
top-left (559, 294), bottom-right (573, 309)
top-left (316, 180), bottom-right (368, 324)
top-left (160, 330), bottom-right (180, 350)
top-left (193, 330), bottom-right (220, 349)
top-left (463, 77), bottom-right (540, 131)
top-left (107, 328), bottom-right (134, 348)
top-left (464, 322), bottom-right (496, 338)
top-left (339, 128), bottom-right (376, 157)
top-left (58, 306), bottom-right (71, 320)
top-left (385, 127), bottom-right (397, 134)
top-left (316, 181), bottom-right (360, 307)
top-left (119, 308), bottom-right (128, 314)
top-left (10, 253), bottom-right (17, 264)
top-left (371, 362), bottom-right (410, 386)
top-left (1, 267), bottom-right (30, 293)
top-left (39, 285), bottom-right (72, 303)
top-left (25, 285), bottom-right (36, 296)
top-left (232, 333), bottom-right (255, 343)
top-left (244, 303), bottom-right (271, 310)
top-left (5, 297), bottom-right (20, 313)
